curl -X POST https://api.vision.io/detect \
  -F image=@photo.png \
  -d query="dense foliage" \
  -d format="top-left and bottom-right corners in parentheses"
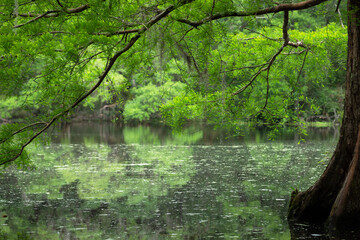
top-left (0, 0), bottom-right (347, 167)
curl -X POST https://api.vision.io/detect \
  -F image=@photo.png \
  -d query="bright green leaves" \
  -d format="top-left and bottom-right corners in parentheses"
top-left (0, 123), bottom-right (33, 169)
top-left (287, 23), bottom-right (347, 118)
top-left (0, 33), bottom-right (38, 96)
top-left (160, 16), bottom-right (346, 132)
top-left (84, 70), bottom-right (129, 110)
top-left (0, 0), bottom-right (349, 167)
top-left (161, 89), bottom-right (237, 130)
top-left (124, 81), bottom-right (186, 123)
top-left (161, 92), bottom-right (203, 129)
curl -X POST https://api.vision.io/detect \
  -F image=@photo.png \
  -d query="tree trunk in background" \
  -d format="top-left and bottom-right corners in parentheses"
top-left (288, 0), bottom-right (360, 230)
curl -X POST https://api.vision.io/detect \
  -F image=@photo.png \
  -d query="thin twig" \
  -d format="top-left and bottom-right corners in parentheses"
top-left (244, 28), bottom-right (282, 42)
top-left (221, 63), bottom-right (269, 74)
top-left (177, 0), bottom-right (328, 27)
top-left (281, 49), bottom-right (307, 55)
top-left (210, 0), bottom-right (216, 17)
top-left (335, 0), bottom-right (342, 13)
top-left (94, 29), bottom-right (141, 36)
top-left (1, 3), bottom-right (193, 166)
top-left (0, 122), bottom-right (47, 144)
top-left (231, 44), bottom-right (285, 96)
top-left (291, 49), bottom-right (309, 96)
top-left (14, 10), bottom-right (58, 28)
top-left (231, 10), bottom-right (307, 96)
top-left (14, 4), bottom-right (90, 28)
top-left (263, 66), bottom-right (271, 111)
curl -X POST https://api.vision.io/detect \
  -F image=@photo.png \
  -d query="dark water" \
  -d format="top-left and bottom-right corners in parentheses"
top-left (0, 123), bottom-right (339, 239)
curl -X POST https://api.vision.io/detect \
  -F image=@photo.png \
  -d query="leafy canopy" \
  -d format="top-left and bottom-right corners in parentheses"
top-left (0, 0), bottom-right (346, 167)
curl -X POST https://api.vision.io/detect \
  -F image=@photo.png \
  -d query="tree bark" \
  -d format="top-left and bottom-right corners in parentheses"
top-left (288, 0), bottom-right (360, 230)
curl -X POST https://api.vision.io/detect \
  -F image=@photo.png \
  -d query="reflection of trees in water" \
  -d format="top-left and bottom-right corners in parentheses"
top-left (60, 179), bottom-right (82, 204)
top-left (53, 122), bottom-right (125, 144)
top-left (0, 125), bottom-right (338, 239)
top-left (140, 142), bottom-right (334, 239)
top-left (1, 146), bottom-right (331, 239)
top-left (130, 144), bottom-right (264, 239)
top-left (0, 176), bottom-right (121, 239)
top-left (52, 123), bottom-right (178, 145)
top-left (0, 174), bottom-right (22, 203)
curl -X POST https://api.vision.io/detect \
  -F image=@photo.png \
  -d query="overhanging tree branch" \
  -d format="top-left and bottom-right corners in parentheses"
top-left (18, 4), bottom-right (90, 17)
top-left (231, 10), bottom-right (309, 96)
top-left (231, 43), bottom-right (286, 96)
top-left (14, 4), bottom-right (90, 28)
top-left (1, 39), bottom-right (139, 167)
top-left (0, 122), bottom-right (47, 145)
top-left (1, 2), bottom-right (194, 166)
top-left (0, 0), bottom-right (320, 165)
top-left (177, 0), bottom-right (328, 28)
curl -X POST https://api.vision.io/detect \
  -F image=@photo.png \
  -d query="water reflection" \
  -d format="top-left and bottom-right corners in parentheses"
top-left (0, 123), bottom-right (339, 239)
top-left (52, 122), bottom-right (339, 145)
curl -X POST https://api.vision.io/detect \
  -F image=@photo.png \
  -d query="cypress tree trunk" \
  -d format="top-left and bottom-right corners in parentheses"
top-left (288, 0), bottom-right (360, 230)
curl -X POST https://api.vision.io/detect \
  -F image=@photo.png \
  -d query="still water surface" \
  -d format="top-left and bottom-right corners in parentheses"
top-left (0, 123), bottom-right (338, 239)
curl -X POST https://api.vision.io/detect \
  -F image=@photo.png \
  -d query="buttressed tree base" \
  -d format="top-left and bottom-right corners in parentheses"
top-left (288, 0), bottom-right (360, 230)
